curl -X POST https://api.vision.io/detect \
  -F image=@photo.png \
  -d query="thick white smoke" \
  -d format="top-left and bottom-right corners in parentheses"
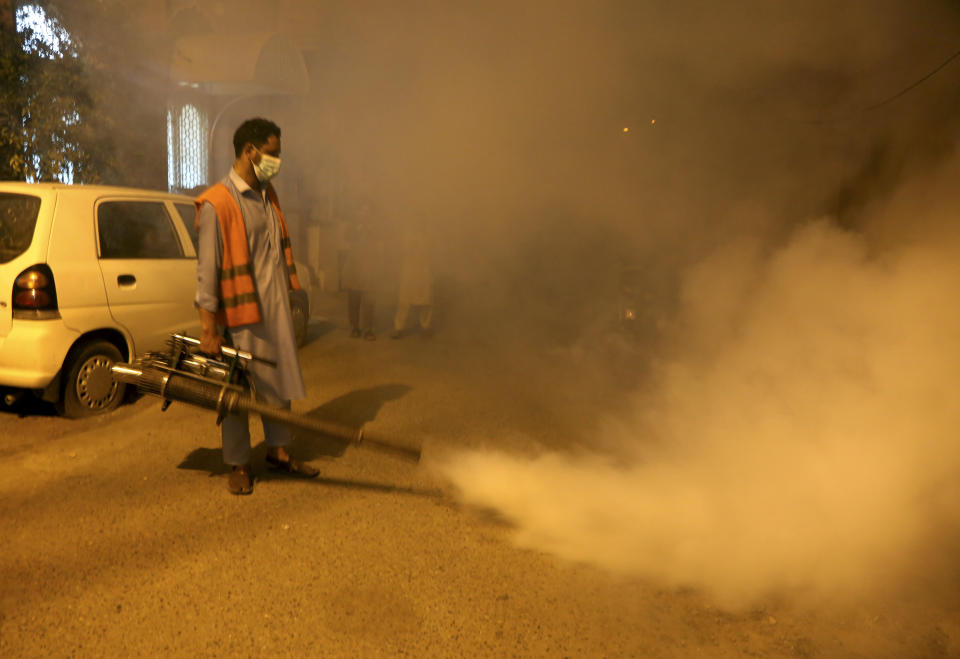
top-left (436, 151), bottom-right (960, 608)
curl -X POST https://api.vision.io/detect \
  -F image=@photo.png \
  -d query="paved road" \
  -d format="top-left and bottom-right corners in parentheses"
top-left (1, 293), bottom-right (957, 657)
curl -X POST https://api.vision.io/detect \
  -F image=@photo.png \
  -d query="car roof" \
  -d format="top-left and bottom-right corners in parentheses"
top-left (0, 181), bottom-right (195, 202)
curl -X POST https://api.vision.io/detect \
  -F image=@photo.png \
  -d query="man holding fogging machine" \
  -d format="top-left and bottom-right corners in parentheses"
top-left (194, 117), bottom-right (318, 495)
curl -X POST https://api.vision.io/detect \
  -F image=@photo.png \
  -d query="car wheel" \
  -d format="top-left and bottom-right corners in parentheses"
top-left (290, 296), bottom-right (308, 347)
top-left (59, 340), bottom-right (126, 418)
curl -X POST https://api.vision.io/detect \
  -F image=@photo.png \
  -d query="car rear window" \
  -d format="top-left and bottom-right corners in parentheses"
top-left (0, 193), bottom-right (42, 264)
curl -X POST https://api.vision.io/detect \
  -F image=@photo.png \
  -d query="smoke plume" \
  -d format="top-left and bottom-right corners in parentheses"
top-left (436, 148), bottom-right (960, 608)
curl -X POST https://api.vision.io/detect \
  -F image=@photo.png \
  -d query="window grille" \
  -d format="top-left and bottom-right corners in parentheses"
top-left (167, 104), bottom-right (208, 192)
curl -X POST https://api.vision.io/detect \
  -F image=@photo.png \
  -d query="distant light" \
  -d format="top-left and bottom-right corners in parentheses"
top-left (651, 119), bottom-right (656, 126)
top-left (622, 127), bottom-right (629, 133)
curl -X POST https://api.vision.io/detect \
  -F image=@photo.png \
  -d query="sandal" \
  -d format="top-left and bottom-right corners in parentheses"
top-left (228, 465), bottom-right (254, 495)
top-left (266, 454), bottom-right (319, 478)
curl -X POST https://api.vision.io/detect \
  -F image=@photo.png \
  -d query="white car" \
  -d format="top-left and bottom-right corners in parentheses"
top-left (0, 182), bottom-right (204, 416)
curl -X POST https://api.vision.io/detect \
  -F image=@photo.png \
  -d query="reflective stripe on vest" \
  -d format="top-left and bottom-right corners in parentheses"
top-left (195, 182), bottom-right (300, 328)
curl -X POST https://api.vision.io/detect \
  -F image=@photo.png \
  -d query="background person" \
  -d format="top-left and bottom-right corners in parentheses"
top-left (341, 200), bottom-right (384, 340)
top-left (391, 222), bottom-right (434, 339)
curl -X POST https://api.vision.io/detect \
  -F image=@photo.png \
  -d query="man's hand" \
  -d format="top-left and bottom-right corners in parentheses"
top-left (199, 330), bottom-right (224, 356)
top-left (197, 308), bottom-right (223, 356)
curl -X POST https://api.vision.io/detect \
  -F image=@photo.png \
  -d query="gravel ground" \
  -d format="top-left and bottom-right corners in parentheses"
top-left (1, 292), bottom-right (958, 658)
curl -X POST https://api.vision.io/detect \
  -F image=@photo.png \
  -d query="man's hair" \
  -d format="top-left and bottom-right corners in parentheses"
top-left (233, 117), bottom-right (281, 157)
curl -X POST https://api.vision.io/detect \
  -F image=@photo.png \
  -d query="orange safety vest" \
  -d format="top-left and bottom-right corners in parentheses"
top-left (195, 182), bottom-right (301, 327)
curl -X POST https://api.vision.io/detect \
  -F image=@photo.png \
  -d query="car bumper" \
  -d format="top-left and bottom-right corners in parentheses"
top-left (0, 319), bottom-right (78, 389)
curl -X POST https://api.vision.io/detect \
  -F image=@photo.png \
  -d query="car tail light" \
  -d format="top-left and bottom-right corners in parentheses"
top-left (12, 264), bottom-right (60, 319)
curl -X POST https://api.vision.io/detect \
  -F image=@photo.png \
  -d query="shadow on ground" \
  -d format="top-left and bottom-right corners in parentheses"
top-left (300, 318), bottom-right (337, 347)
top-left (0, 392), bottom-right (58, 418)
top-left (0, 385), bottom-right (145, 419)
top-left (252, 472), bottom-right (442, 499)
top-left (177, 383), bottom-right (412, 474)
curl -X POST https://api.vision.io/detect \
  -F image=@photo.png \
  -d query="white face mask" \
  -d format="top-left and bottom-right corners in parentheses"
top-left (252, 150), bottom-right (282, 182)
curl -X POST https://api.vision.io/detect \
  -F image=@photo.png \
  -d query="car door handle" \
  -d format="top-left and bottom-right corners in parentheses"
top-left (117, 274), bottom-right (136, 287)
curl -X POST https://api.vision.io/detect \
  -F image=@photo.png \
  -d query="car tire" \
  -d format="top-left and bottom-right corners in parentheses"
top-left (290, 295), bottom-right (308, 347)
top-left (59, 340), bottom-right (126, 418)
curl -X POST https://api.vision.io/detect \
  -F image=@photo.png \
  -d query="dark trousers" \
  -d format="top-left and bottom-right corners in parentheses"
top-left (347, 289), bottom-right (374, 332)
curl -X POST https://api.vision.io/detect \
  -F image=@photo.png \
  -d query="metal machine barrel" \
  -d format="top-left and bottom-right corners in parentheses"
top-left (111, 364), bottom-right (421, 462)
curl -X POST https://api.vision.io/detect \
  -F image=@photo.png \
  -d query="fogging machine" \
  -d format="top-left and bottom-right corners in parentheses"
top-left (110, 333), bottom-right (420, 462)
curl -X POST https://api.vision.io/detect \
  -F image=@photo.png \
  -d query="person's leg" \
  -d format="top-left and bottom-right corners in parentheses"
top-left (360, 292), bottom-right (376, 339)
top-left (419, 305), bottom-right (433, 331)
top-left (260, 396), bottom-right (318, 478)
top-left (392, 302), bottom-right (410, 338)
top-left (239, 363), bottom-right (318, 478)
top-left (221, 412), bottom-right (253, 494)
top-left (261, 405), bottom-right (293, 454)
top-left (221, 412), bottom-right (252, 466)
top-left (347, 289), bottom-right (361, 336)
